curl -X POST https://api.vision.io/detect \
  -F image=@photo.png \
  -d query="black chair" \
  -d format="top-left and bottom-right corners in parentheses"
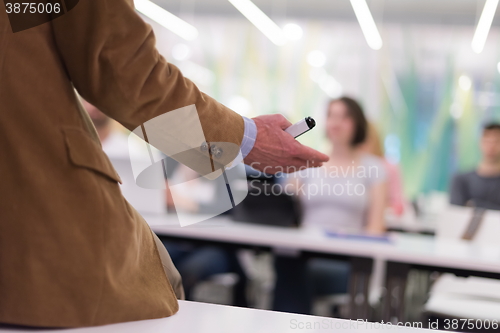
top-left (230, 175), bottom-right (302, 228)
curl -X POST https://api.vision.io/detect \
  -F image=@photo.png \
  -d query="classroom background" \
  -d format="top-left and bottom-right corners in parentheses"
top-left (146, 0), bottom-right (500, 199)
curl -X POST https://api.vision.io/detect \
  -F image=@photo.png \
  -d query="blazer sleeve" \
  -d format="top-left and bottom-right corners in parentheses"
top-left (50, 0), bottom-right (244, 152)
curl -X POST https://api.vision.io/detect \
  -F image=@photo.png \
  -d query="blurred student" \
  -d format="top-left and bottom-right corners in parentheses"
top-left (292, 97), bottom-right (388, 233)
top-left (360, 123), bottom-right (405, 216)
top-left (450, 123), bottom-right (500, 210)
top-left (273, 97), bottom-right (388, 314)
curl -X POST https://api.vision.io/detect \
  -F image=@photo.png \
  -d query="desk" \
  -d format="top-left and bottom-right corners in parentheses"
top-left (148, 214), bottom-right (500, 322)
top-left (0, 301), bottom-right (446, 333)
top-left (149, 214), bottom-right (385, 319)
top-left (380, 237), bottom-right (500, 323)
top-left (148, 214), bottom-right (393, 261)
top-left (148, 214), bottom-right (500, 274)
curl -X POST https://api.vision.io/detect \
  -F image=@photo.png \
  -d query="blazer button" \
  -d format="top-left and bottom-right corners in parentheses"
top-left (210, 145), bottom-right (223, 158)
top-left (200, 141), bottom-right (209, 152)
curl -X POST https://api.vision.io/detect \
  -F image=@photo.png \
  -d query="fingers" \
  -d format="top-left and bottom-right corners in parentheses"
top-left (270, 117), bottom-right (328, 163)
top-left (276, 159), bottom-right (323, 174)
top-left (248, 113), bottom-right (328, 174)
top-left (293, 143), bottom-right (329, 163)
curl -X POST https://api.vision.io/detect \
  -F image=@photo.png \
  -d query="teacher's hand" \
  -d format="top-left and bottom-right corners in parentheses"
top-left (243, 114), bottom-right (329, 174)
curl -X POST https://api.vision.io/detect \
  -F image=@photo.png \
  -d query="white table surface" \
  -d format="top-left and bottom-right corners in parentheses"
top-left (147, 214), bottom-right (500, 275)
top-left (0, 301), bottom-right (443, 333)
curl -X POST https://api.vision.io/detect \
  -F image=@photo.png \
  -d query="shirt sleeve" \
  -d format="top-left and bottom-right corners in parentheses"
top-left (240, 117), bottom-right (257, 158)
top-left (449, 174), bottom-right (469, 206)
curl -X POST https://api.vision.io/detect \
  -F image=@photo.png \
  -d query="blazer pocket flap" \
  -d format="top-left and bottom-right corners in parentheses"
top-left (63, 127), bottom-right (122, 184)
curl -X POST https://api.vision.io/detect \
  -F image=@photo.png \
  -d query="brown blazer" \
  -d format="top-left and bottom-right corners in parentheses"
top-left (0, 0), bottom-right (244, 328)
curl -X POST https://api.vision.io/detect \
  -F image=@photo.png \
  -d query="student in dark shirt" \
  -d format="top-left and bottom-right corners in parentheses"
top-left (450, 123), bottom-right (500, 210)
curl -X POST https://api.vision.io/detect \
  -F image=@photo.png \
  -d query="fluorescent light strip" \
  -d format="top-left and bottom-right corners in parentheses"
top-left (134, 0), bottom-right (198, 41)
top-left (471, 0), bottom-right (499, 54)
top-left (350, 0), bottom-right (383, 50)
top-left (228, 0), bottom-right (286, 46)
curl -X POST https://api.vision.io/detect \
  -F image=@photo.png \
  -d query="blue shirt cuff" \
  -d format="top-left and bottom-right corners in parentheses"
top-left (240, 117), bottom-right (257, 158)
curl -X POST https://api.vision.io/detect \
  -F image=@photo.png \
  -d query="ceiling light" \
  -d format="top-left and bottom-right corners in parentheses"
top-left (309, 68), bottom-right (342, 98)
top-left (228, 0), bottom-right (287, 46)
top-left (307, 50), bottom-right (326, 68)
top-left (227, 95), bottom-right (252, 116)
top-left (459, 75), bottom-right (472, 91)
top-left (350, 0), bottom-right (383, 50)
top-left (450, 103), bottom-right (463, 119)
top-left (172, 44), bottom-right (191, 61)
top-left (471, 0), bottom-right (499, 54)
top-left (283, 23), bottom-right (303, 41)
top-left (177, 61), bottom-right (215, 87)
top-left (134, 0), bottom-right (199, 41)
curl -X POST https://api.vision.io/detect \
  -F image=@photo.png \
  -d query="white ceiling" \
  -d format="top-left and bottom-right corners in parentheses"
top-left (152, 0), bottom-right (500, 26)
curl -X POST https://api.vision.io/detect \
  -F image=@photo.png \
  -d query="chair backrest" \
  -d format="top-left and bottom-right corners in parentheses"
top-left (436, 204), bottom-right (500, 246)
top-left (230, 181), bottom-right (302, 228)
